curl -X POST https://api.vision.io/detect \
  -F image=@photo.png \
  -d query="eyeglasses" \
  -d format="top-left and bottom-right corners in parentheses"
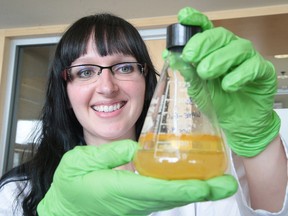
top-left (63, 62), bottom-right (147, 85)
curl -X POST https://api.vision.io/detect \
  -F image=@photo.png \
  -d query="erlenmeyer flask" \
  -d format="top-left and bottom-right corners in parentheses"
top-left (133, 23), bottom-right (228, 180)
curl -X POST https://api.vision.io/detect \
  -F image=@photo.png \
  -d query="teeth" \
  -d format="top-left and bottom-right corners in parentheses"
top-left (93, 103), bottom-right (122, 112)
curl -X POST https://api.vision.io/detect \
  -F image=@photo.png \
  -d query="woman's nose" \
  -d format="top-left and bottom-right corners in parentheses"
top-left (95, 69), bottom-right (119, 95)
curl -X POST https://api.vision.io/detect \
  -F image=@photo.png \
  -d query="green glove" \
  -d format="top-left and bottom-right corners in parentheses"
top-left (175, 7), bottom-right (281, 157)
top-left (37, 140), bottom-right (238, 216)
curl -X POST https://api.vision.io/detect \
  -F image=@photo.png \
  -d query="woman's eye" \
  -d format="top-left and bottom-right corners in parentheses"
top-left (117, 64), bottom-right (134, 74)
top-left (77, 68), bottom-right (95, 78)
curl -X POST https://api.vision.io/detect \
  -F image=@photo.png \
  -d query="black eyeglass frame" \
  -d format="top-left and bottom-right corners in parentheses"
top-left (62, 62), bottom-right (147, 82)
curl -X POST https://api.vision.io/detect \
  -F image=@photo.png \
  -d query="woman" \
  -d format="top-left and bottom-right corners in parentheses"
top-left (0, 7), bottom-right (287, 216)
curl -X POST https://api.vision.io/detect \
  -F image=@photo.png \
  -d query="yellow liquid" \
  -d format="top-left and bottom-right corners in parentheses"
top-left (133, 133), bottom-right (227, 180)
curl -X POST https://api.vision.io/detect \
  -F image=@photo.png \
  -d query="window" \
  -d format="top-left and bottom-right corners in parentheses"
top-left (1, 37), bottom-right (58, 173)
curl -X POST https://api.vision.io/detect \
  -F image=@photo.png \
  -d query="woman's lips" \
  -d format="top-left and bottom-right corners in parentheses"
top-left (92, 101), bottom-right (126, 113)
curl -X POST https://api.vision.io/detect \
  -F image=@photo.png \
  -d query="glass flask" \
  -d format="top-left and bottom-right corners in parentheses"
top-left (133, 23), bottom-right (228, 180)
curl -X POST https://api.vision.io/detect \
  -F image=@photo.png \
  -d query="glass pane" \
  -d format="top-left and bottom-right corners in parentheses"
top-left (5, 44), bottom-right (56, 172)
top-left (274, 65), bottom-right (288, 109)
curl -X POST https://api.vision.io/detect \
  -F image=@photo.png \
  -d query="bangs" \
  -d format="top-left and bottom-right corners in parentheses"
top-left (59, 13), bottom-right (143, 68)
top-left (93, 19), bottom-right (135, 57)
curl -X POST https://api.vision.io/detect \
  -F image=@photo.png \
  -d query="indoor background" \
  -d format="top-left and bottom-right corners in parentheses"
top-left (0, 0), bottom-right (287, 175)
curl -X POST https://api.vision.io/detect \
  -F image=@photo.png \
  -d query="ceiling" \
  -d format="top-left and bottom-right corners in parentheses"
top-left (0, 0), bottom-right (288, 29)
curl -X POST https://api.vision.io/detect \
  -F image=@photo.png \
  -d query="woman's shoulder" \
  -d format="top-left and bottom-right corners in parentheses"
top-left (0, 173), bottom-right (30, 198)
top-left (0, 165), bottom-right (31, 202)
top-left (0, 175), bottom-right (29, 189)
top-left (0, 165), bottom-right (29, 187)
top-left (0, 176), bottom-right (30, 216)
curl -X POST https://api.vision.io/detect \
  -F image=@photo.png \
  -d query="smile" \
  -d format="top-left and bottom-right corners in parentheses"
top-left (92, 102), bottom-right (125, 113)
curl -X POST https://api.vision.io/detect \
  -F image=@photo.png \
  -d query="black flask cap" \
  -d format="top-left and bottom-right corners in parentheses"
top-left (166, 23), bottom-right (202, 51)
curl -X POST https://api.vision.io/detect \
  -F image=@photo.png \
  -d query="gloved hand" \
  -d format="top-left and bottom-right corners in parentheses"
top-left (37, 140), bottom-right (238, 216)
top-left (174, 7), bottom-right (281, 157)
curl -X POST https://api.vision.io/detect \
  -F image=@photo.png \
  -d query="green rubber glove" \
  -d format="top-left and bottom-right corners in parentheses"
top-left (37, 140), bottom-right (238, 216)
top-left (175, 7), bottom-right (281, 157)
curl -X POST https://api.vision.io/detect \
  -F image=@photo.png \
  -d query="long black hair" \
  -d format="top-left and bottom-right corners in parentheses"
top-left (0, 13), bottom-right (158, 215)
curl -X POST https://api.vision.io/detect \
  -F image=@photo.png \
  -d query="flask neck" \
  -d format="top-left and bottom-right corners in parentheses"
top-left (168, 46), bottom-right (184, 53)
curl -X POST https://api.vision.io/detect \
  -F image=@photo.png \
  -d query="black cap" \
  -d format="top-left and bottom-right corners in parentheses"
top-left (166, 23), bottom-right (202, 50)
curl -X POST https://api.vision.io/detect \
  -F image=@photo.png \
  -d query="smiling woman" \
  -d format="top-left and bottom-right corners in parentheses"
top-left (66, 51), bottom-right (147, 144)
top-left (0, 12), bottom-right (160, 215)
top-left (0, 5), bottom-right (287, 216)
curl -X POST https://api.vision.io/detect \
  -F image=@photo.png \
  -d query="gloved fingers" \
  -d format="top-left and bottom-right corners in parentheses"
top-left (196, 38), bottom-right (256, 80)
top-left (178, 7), bottom-right (213, 30)
top-left (206, 175), bottom-right (238, 200)
top-left (72, 170), bottom-right (209, 215)
top-left (221, 54), bottom-right (277, 92)
top-left (182, 27), bottom-right (237, 64)
top-left (56, 140), bottom-right (138, 177)
top-left (87, 170), bottom-right (210, 203)
top-left (91, 171), bottom-right (238, 203)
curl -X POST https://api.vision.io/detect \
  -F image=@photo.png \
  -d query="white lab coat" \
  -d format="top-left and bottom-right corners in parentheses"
top-left (0, 110), bottom-right (287, 216)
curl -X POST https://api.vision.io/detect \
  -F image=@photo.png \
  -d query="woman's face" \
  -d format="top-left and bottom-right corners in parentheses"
top-left (66, 39), bottom-right (146, 145)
